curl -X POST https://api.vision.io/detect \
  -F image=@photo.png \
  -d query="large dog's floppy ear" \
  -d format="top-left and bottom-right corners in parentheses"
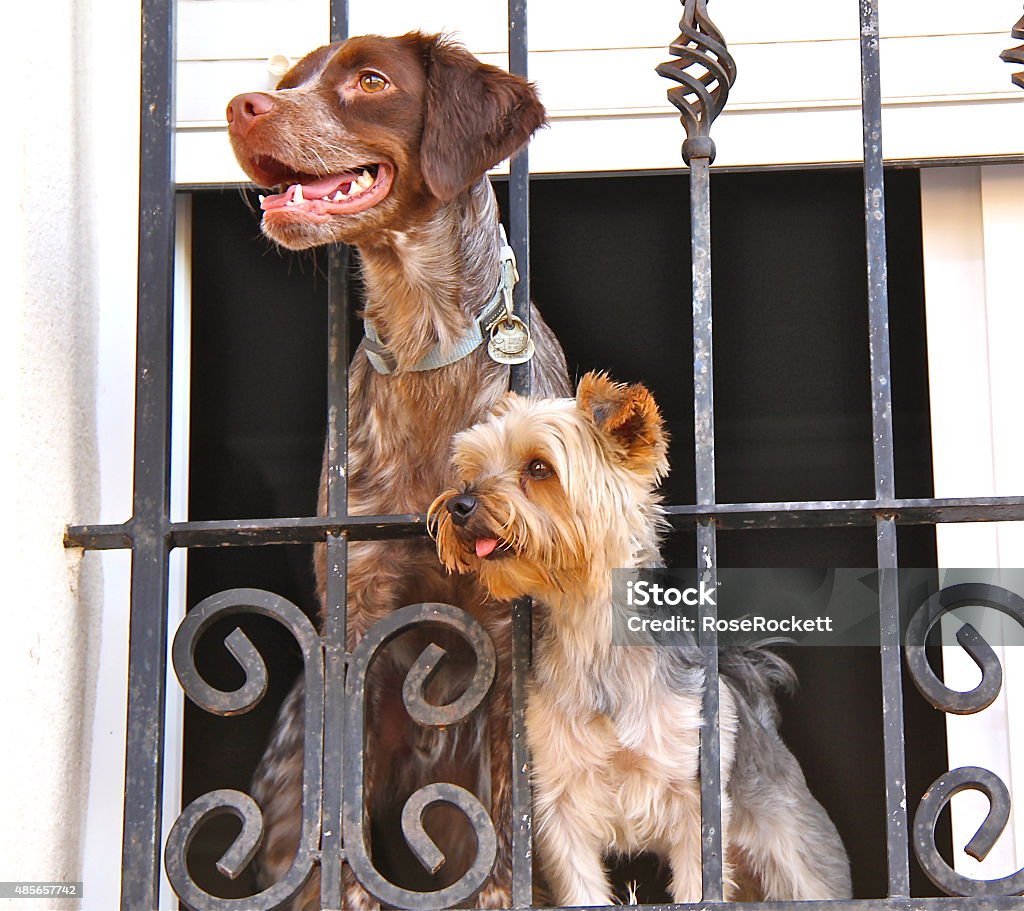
top-left (420, 34), bottom-right (547, 202)
top-left (576, 372), bottom-right (669, 480)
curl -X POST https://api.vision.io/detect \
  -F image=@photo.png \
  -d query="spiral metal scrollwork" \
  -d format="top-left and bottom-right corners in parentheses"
top-left (165, 589), bottom-right (324, 910)
top-left (905, 582), bottom-right (1024, 714)
top-left (1000, 9), bottom-right (1024, 89)
top-left (906, 582), bottom-right (1024, 896)
top-left (344, 602), bottom-right (498, 910)
top-left (915, 768), bottom-right (1024, 896)
top-left (656, 0), bottom-right (737, 163)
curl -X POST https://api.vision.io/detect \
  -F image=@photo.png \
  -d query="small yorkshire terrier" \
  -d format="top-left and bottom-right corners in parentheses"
top-left (429, 373), bottom-right (852, 904)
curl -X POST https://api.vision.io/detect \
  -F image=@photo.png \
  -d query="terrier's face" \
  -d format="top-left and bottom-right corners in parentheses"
top-left (429, 372), bottom-right (669, 601)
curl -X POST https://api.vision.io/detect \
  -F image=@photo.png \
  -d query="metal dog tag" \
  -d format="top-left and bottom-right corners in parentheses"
top-left (487, 316), bottom-right (535, 365)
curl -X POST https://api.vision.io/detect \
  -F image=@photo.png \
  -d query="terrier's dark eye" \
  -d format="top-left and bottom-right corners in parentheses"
top-left (525, 458), bottom-right (554, 480)
top-left (358, 72), bottom-right (388, 93)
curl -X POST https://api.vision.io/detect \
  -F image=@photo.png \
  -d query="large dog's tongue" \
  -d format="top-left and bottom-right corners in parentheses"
top-left (475, 538), bottom-right (499, 558)
top-left (301, 171), bottom-right (359, 197)
top-left (261, 170), bottom-right (361, 208)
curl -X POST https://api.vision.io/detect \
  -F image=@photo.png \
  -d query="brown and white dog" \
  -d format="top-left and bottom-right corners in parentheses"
top-left (430, 375), bottom-right (852, 905)
top-left (227, 32), bottom-right (570, 910)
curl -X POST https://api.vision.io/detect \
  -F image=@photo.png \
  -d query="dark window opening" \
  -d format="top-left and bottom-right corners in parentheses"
top-left (183, 167), bottom-right (950, 901)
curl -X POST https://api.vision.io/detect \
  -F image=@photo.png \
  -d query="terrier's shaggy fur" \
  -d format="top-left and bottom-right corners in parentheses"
top-left (430, 373), bottom-right (852, 905)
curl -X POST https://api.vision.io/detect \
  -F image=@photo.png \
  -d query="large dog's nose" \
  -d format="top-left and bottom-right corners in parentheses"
top-left (226, 93), bottom-right (275, 137)
top-left (447, 494), bottom-right (479, 526)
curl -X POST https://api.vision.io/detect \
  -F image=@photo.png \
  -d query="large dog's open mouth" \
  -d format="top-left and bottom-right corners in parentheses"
top-left (251, 157), bottom-right (393, 219)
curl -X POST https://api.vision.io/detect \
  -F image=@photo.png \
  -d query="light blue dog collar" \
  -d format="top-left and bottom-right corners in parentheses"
top-left (363, 226), bottom-right (519, 375)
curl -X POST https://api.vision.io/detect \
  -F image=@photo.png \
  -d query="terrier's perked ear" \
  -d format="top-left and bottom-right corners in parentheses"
top-left (575, 371), bottom-right (669, 480)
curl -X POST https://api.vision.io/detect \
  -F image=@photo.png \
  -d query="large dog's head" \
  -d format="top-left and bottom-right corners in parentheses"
top-left (226, 32), bottom-right (546, 250)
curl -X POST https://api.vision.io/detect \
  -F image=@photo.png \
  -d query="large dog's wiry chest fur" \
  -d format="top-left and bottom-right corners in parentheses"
top-left (322, 295), bottom-right (570, 649)
top-left (332, 180), bottom-right (569, 522)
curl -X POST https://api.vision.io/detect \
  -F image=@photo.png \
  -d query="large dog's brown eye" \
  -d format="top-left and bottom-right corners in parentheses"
top-left (358, 72), bottom-right (388, 93)
top-left (525, 458), bottom-right (553, 480)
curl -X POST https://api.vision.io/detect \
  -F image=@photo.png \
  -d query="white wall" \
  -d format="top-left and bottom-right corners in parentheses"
top-left (921, 164), bottom-right (1024, 880)
top-left (74, 0), bottom-right (145, 904)
top-left (175, 0), bottom-right (1024, 183)
top-left (0, 0), bottom-right (136, 905)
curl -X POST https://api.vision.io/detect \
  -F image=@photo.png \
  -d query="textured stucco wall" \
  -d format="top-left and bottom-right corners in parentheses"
top-left (1, 0), bottom-right (137, 903)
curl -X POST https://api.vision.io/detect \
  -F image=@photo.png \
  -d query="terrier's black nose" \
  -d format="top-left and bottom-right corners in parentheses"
top-left (447, 494), bottom-right (478, 526)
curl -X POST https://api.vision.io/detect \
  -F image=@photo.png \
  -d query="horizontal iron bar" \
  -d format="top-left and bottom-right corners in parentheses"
top-left (65, 515), bottom-right (425, 550)
top-left (65, 496), bottom-right (1024, 550)
top-left (172, 515), bottom-right (425, 546)
top-left (666, 496), bottom-right (1024, 529)
top-left (540, 900), bottom-right (1024, 911)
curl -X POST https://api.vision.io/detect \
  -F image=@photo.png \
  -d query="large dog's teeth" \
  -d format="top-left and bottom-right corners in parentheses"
top-left (356, 170), bottom-right (374, 190)
top-left (293, 184), bottom-right (304, 203)
top-left (258, 194), bottom-right (266, 204)
top-left (333, 189), bottom-right (346, 201)
top-left (321, 195), bottom-right (331, 201)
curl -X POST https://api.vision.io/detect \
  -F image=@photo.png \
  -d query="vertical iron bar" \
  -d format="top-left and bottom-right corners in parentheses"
top-left (323, 5), bottom-right (350, 908)
top-left (876, 516), bottom-right (908, 895)
top-left (508, 0), bottom-right (532, 400)
top-left (510, 595), bottom-right (534, 908)
top-left (696, 525), bottom-right (722, 902)
top-left (860, 0), bottom-right (895, 503)
top-left (690, 153), bottom-right (724, 902)
top-left (508, 1), bottom-right (534, 905)
top-left (858, 0), bottom-right (910, 897)
top-left (330, 0), bottom-right (348, 44)
top-left (121, 0), bottom-right (176, 907)
top-left (322, 259), bottom-right (349, 908)
top-left (690, 159), bottom-right (716, 507)
top-left (656, 2), bottom-right (735, 897)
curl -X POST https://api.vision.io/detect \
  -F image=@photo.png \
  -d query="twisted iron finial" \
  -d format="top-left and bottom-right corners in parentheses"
top-left (656, 0), bottom-right (737, 164)
top-left (1000, 9), bottom-right (1024, 89)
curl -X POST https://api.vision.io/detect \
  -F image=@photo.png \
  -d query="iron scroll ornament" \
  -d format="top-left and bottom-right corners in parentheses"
top-left (655, 0), bottom-right (737, 163)
top-left (344, 602), bottom-right (499, 909)
top-left (905, 582), bottom-right (1024, 896)
top-left (165, 589), bottom-right (324, 910)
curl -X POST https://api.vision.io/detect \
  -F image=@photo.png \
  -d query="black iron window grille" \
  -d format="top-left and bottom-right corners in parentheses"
top-left (65, 0), bottom-right (1024, 909)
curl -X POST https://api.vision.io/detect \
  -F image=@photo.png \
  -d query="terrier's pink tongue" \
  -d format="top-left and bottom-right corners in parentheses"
top-left (475, 538), bottom-right (499, 558)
